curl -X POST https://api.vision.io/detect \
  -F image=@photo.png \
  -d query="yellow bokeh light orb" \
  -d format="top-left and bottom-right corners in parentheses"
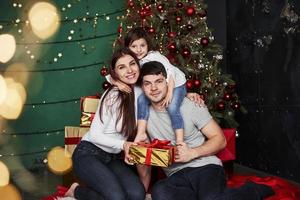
top-left (47, 146), bottom-right (72, 175)
top-left (0, 78), bottom-right (25, 120)
top-left (0, 184), bottom-right (21, 200)
top-left (29, 2), bottom-right (60, 39)
top-left (5, 63), bottom-right (29, 86)
top-left (0, 161), bottom-right (9, 187)
top-left (0, 34), bottom-right (16, 63)
top-left (0, 75), bottom-right (7, 105)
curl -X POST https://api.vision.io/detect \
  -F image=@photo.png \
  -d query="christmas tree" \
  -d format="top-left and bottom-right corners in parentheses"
top-left (111, 0), bottom-right (246, 128)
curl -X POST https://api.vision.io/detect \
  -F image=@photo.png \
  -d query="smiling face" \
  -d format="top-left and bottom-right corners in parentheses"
top-left (141, 73), bottom-right (168, 105)
top-left (129, 38), bottom-right (149, 59)
top-left (114, 54), bottom-right (140, 85)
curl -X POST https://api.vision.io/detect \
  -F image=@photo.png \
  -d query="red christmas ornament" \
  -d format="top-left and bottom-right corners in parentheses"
top-left (200, 37), bottom-right (209, 46)
top-left (181, 47), bottom-right (191, 58)
top-left (128, 0), bottom-right (134, 8)
top-left (186, 79), bottom-right (194, 90)
top-left (216, 101), bottom-right (225, 111)
top-left (193, 79), bottom-right (201, 88)
top-left (100, 66), bottom-right (109, 76)
top-left (168, 32), bottom-right (176, 38)
top-left (148, 27), bottom-right (155, 34)
top-left (157, 4), bottom-right (164, 12)
top-left (187, 24), bottom-right (193, 31)
top-left (117, 26), bottom-right (123, 34)
top-left (166, 53), bottom-right (177, 64)
top-left (139, 6), bottom-right (152, 19)
top-left (176, 2), bottom-right (183, 8)
top-left (198, 10), bottom-right (207, 18)
top-left (231, 102), bottom-right (241, 110)
top-left (223, 92), bottom-right (232, 101)
top-left (175, 16), bottom-right (182, 23)
top-left (102, 81), bottom-right (111, 90)
top-left (186, 7), bottom-right (195, 16)
top-left (167, 42), bottom-right (176, 53)
top-left (227, 84), bottom-right (236, 91)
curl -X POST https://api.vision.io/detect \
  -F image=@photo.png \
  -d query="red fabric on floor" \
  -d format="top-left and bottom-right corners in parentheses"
top-left (227, 175), bottom-right (300, 200)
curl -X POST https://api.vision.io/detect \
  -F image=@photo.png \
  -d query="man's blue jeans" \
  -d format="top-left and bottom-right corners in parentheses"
top-left (72, 141), bottom-right (145, 200)
top-left (137, 84), bottom-right (187, 130)
top-left (151, 164), bottom-right (265, 200)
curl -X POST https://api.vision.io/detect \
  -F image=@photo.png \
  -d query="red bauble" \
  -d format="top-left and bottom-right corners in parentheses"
top-left (187, 24), bottom-right (193, 31)
top-left (166, 53), bottom-right (177, 64)
top-left (198, 10), bottom-right (207, 18)
top-left (168, 32), bottom-right (176, 38)
top-left (102, 81), bottom-right (111, 90)
top-left (227, 84), bottom-right (236, 91)
top-left (231, 102), bottom-right (241, 110)
top-left (223, 92), bottom-right (232, 101)
top-left (100, 66), bottom-right (109, 76)
top-left (139, 6), bottom-right (152, 19)
top-left (117, 26), bottom-right (122, 33)
top-left (186, 79), bottom-right (194, 90)
top-left (193, 79), bottom-right (201, 88)
top-left (216, 101), bottom-right (225, 111)
top-left (157, 4), bottom-right (164, 12)
top-left (175, 16), bottom-right (182, 23)
top-left (186, 7), bottom-right (195, 16)
top-left (148, 27), bottom-right (155, 34)
top-left (167, 42), bottom-right (176, 53)
top-left (181, 47), bottom-right (191, 58)
top-left (200, 37), bottom-right (209, 46)
top-left (128, 0), bottom-right (134, 8)
top-left (176, 2), bottom-right (183, 8)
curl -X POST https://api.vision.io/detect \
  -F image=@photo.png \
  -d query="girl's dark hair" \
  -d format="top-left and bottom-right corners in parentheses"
top-left (124, 27), bottom-right (153, 51)
top-left (99, 47), bottom-right (140, 141)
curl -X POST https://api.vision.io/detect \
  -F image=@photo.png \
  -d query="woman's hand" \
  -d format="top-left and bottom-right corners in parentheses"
top-left (123, 141), bottom-right (136, 165)
top-left (115, 81), bottom-right (132, 93)
top-left (186, 93), bottom-right (205, 106)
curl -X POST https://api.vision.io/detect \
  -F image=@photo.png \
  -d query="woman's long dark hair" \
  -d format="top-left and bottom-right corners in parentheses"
top-left (99, 48), bottom-right (139, 141)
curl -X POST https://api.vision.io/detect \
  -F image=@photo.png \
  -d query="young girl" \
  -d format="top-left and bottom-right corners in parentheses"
top-left (111, 27), bottom-right (187, 144)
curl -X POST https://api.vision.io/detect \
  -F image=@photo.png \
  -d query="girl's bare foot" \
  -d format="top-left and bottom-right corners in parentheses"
top-left (65, 182), bottom-right (79, 198)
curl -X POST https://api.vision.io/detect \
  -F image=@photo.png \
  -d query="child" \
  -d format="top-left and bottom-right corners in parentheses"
top-left (110, 27), bottom-right (187, 144)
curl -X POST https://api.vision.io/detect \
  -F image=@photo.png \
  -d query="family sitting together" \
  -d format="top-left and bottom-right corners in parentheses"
top-left (64, 27), bottom-right (275, 200)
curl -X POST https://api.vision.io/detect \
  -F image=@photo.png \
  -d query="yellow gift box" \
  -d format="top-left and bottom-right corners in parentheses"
top-left (64, 126), bottom-right (89, 155)
top-left (129, 139), bottom-right (175, 167)
top-left (80, 96), bottom-right (100, 113)
top-left (80, 112), bottom-right (95, 127)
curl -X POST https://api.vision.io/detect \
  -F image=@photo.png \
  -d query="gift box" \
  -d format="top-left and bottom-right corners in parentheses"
top-left (80, 112), bottom-right (95, 127)
top-left (129, 139), bottom-right (175, 167)
top-left (217, 128), bottom-right (236, 162)
top-left (80, 95), bottom-right (100, 113)
top-left (64, 126), bottom-right (89, 155)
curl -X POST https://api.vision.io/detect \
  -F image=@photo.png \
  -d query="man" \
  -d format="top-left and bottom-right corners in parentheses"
top-left (136, 61), bottom-right (274, 200)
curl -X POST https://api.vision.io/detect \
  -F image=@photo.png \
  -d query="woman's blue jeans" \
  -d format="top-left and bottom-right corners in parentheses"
top-left (151, 164), bottom-right (266, 200)
top-left (137, 84), bottom-right (187, 130)
top-left (72, 141), bottom-right (145, 200)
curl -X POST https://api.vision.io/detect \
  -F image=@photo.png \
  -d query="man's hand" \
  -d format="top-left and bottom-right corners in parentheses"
top-left (175, 142), bottom-right (198, 163)
top-left (115, 81), bottom-right (132, 93)
top-left (186, 93), bottom-right (205, 107)
top-left (123, 141), bottom-right (136, 165)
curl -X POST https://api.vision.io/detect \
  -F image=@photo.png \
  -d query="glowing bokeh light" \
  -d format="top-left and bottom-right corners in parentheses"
top-left (0, 184), bottom-right (21, 200)
top-left (29, 2), bottom-right (60, 39)
top-left (0, 161), bottom-right (9, 187)
top-left (0, 78), bottom-right (25, 119)
top-left (47, 146), bottom-right (72, 175)
top-left (0, 34), bottom-right (16, 63)
top-left (0, 75), bottom-right (7, 105)
top-left (5, 63), bottom-right (29, 86)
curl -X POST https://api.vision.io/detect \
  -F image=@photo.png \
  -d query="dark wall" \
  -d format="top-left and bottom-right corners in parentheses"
top-left (226, 0), bottom-right (300, 182)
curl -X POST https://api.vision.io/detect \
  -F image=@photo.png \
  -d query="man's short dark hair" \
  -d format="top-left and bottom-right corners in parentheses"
top-left (139, 61), bottom-right (167, 84)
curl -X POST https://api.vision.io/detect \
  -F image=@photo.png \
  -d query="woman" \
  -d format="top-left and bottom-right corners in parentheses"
top-left (65, 48), bottom-right (145, 200)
